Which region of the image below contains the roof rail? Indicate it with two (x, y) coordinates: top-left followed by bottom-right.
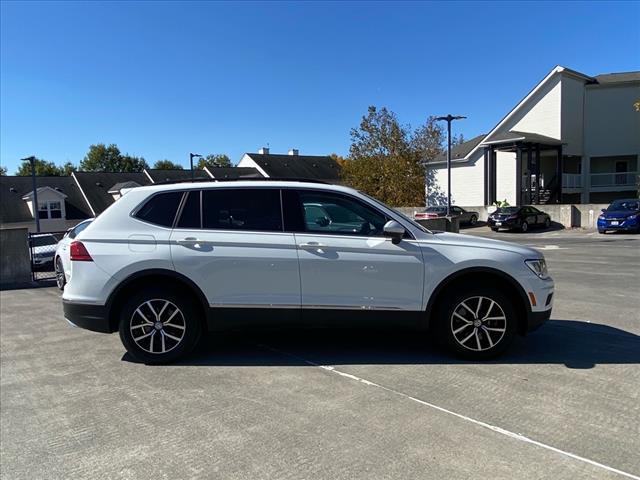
(154, 177), (331, 186)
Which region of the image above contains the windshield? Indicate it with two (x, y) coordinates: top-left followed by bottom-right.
(31, 235), (58, 247)
(495, 207), (520, 214)
(607, 200), (639, 211)
(359, 192), (430, 233)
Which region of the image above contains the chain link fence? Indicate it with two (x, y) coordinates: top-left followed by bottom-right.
(28, 231), (67, 282)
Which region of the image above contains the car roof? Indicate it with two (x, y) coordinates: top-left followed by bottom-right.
(129, 180), (357, 195)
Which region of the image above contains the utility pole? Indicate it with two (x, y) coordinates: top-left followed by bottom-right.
(23, 156), (41, 232)
(435, 115), (466, 217)
(189, 153), (202, 181)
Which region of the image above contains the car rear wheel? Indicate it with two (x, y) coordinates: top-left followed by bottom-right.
(118, 287), (202, 364)
(436, 287), (517, 359)
(544, 217), (551, 229)
(520, 221), (529, 232)
(55, 258), (66, 290)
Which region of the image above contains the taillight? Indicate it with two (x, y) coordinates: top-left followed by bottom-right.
(70, 241), (93, 261)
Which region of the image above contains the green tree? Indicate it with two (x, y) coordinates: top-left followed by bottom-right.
(80, 143), (148, 172)
(197, 154), (232, 169)
(15, 157), (64, 176)
(153, 159), (183, 170)
(341, 106), (444, 207)
(0, 165), (7, 176)
(62, 162), (76, 176)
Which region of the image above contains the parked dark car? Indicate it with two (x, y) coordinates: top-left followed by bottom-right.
(597, 198), (640, 234)
(487, 206), (551, 232)
(414, 205), (479, 225)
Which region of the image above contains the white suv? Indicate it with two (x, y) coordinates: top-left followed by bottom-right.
(62, 180), (554, 363)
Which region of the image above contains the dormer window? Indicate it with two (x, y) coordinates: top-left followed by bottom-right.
(38, 201), (62, 219)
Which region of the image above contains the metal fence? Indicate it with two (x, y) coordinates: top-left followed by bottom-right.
(28, 231), (67, 282)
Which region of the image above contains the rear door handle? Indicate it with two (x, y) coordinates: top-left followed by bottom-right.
(176, 237), (206, 247)
(299, 242), (327, 249)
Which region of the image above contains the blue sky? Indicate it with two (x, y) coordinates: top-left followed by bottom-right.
(1, 1), (639, 172)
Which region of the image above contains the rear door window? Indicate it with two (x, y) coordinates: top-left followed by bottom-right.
(177, 191), (201, 229)
(202, 188), (283, 232)
(135, 191), (183, 227)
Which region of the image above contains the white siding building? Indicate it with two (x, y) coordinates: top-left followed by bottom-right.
(426, 66), (640, 206)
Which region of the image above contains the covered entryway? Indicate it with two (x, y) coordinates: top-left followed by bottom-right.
(482, 132), (564, 206)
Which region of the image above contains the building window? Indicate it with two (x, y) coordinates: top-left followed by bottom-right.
(38, 201), (63, 219)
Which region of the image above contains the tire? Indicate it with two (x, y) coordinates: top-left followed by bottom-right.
(544, 217), (551, 229)
(491, 228), (499, 232)
(520, 221), (529, 233)
(469, 215), (477, 226)
(55, 257), (66, 290)
(598, 229), (606, 234)
(435, 286), (517, 360)
(118, 286), (202, 364)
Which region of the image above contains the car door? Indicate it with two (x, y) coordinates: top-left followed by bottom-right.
(287, 189), (425, 311)
(170, 188), (301, 309)
(521, 207), (535, 225)
(528, 207), (540, 225)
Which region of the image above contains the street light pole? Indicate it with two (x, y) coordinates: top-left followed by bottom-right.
(189, 153), (202, 181)
(23, 156), (41, 233)
(435, 115), (466, 217)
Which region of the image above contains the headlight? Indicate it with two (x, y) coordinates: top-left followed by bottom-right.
(627, 214), (637, 220)
(525, 259), (549, 279)
(598, 215), (605, 220)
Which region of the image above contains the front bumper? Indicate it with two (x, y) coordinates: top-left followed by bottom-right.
(63, 300), (113, 333)
(597, 218), (638, 231)
(526, 308), (552, 333)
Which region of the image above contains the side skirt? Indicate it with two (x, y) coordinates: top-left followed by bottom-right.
(206, 308), (425, 332)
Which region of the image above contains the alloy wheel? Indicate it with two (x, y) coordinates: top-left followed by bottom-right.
(450, 296), (507, 351)
(55, 259), (65, 290)
(130, 299), (187, 354)
(521, 221), (528, 232)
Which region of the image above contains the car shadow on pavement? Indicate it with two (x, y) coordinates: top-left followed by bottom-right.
(492, 221), (566, 235)
(123, 319), (640, 369)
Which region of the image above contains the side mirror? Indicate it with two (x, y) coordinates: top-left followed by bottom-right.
(383, 220), (405, 244)
(601, 209), (606, 213)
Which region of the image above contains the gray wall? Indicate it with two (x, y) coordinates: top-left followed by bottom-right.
(0, 228), (32, 286)
(396, 204), (612, 229)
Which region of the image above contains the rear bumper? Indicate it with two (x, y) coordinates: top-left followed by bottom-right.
(487, 219), (517, 229)
(63, 300), (113, 333)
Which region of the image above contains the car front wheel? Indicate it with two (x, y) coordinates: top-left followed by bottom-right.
(436, 287), (517, 359)
(118, 287), (202, 364)
(469, 215), (477, 226)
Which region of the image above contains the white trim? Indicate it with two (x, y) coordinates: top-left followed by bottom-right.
(143, 169), (155, 183)
(203, 166), (215, 178)
(21, 186), (68, 200)
(237, 154), (270, 177)
(71, 172), (96, 217)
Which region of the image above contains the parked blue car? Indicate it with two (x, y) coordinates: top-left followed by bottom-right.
(597, 198), (640, 234)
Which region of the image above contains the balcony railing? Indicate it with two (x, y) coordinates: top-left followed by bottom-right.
(562, 172), (638, 190)
(562, 173), (583, 188)
(590, 171), (638, 188)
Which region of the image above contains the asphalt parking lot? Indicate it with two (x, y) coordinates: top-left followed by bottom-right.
(1, 229), (639, 479)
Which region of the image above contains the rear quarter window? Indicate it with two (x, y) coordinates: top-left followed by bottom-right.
(134, 191), (183, 227)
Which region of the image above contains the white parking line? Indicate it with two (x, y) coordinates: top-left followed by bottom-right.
(260, 344), (640, 480)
